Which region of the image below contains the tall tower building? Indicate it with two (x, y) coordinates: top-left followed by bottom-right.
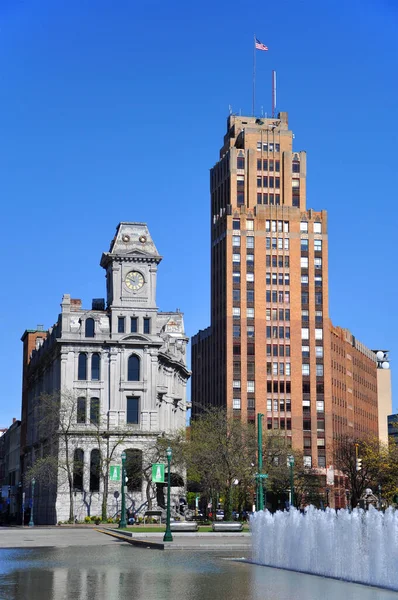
(192, 113), (386, 483)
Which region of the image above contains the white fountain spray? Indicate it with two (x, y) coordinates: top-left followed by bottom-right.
(251, 506), (398, 590)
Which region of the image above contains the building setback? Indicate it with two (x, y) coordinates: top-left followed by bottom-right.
(21, 223), (190, 524)
(192, 113), (391, 506)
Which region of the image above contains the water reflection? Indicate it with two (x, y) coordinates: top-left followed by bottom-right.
(0, 546), (397, 600)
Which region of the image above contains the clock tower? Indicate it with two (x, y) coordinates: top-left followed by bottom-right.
(100, 222), (162, 335)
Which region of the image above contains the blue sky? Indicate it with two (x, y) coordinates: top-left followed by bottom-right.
(0, 0), (397, 426)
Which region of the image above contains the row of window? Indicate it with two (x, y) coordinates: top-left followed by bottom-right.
(302, 345), (324, 358)
(256, 193), (281, 205)
(73, 448), (142, 492)
(265, 308), (291, 321)
(266, 326), (291, 339)
(256, 142), (280, 152)
(76, 396), (140, 425)
(301, 328), (323, 340)
(302, 292), (323, 305)
(257, 176), (281, 189)
(265, 238), (290, 250)
(266, 362), (292, 376)
(266, 273), (290, 285)
(77, 354), (141, 382)
(301, 275), (323, 285)
(300, 222), (322, 234)
(302, 310), (323, 323)
(257, 159), (280, 172)
(302, 364), (324, 376)
(301, 257), (322, 269)
(118, 316), (151, 334)
(267, 344), (291, 357)
(302, 239), (322, 251)
(267, 399), (292, 412)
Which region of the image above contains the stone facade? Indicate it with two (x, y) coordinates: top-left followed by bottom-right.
(21, 223), (190, 524)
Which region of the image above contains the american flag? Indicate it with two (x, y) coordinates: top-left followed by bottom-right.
(255, 37), (268, 51)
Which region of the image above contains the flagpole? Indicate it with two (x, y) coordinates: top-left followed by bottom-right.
(252, 34), (256, 116)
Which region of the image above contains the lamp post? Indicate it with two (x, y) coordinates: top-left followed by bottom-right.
(163, 446), (173, 542)
(288, 455), (295, 508)
(326, 487), (330, 508)
(257, 413), (264, 511)
(28, 478), (35, 527)
(119, 452), (127, 529)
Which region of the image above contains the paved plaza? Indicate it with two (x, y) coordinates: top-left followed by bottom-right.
(0, 527), (251, 552)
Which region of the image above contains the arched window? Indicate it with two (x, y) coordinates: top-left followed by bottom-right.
(125, 449), (142, 492)
(85, 318), (95, 338)
(90, 449), (100, 492)
(91, 353), (100, 381)
(127, 355), (140, 381)
(90, 397), (100, 425)
(73, 449), (84, 490)
(77, 397), (86, 423)
(78, 353), (87, 380)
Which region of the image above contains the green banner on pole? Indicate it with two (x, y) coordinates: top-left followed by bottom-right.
(109, 465), (121, 482)
(152, 463), (165, 483)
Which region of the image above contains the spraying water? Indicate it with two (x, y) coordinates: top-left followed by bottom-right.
(251, 506), (398, 590)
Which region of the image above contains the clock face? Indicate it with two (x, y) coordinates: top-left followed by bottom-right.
(125, 271), (144, 291)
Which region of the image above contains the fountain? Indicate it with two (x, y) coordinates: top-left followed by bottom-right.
(251, 506), (398, 590)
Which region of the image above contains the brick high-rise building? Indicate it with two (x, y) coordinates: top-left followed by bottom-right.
(192, 112), (389, 497)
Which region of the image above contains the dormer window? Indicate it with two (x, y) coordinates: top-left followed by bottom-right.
(85, 318), (95, 338)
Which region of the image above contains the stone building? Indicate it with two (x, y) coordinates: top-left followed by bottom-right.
(21, 223), (190, 524)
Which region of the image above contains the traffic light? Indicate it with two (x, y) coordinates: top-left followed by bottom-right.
(356, 458), (362, 472)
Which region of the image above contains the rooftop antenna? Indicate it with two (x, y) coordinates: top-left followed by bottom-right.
(228, 104), (232, 115)
(272, 70), (277, 118)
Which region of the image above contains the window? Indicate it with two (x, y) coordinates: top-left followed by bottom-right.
(233, 273), (241, 284)
(302, 345), (310, 358)
(315, 311), (323, 323)
(284, 238), (289, 250)
(292, 161), (300, 173)
(315, 346), (324, 358)
(275, 160), (280, 172)
(286, 363), (291, 376)
(233, 253), (241, 263)
(247, 290), (254, 302)
(292, 179), (300, 189)
(233, 219), (240, 230)
(314, 258), (322, 269)
(91, 353), (100, 381)
(301, 238), (309, 251)
(257, 192), (262, 204)
(234, 289), (241, 302)
(266, 237), (271, 249)
(269, 176), (274, 188)
(279, 363), (285, 375)
(302, 364), (310, 376)
(118, 317), (125, 333)
(247, 236), (254, 249)
(90, 398), (100, 425)
(233, 307), (241, 317)
(248, 398), (255, 410)
(318, 455), (326, 467)
(77, 397), (86, 424)
(267, 399), (272, 411)
(237, 157), (245, 169)
(301, 328), (309, 340)
(78, 353), (87, 380)
(315, 328), (323, 340)
(317, 439), (325, 448)
(90, 449), (100, 492)
(257, 141), (262, 151)
(257, 159), (262, 171)
(247, 308), (254, 318)
(247, 254), (254, 264)
(237, 192), (244, 205)
(285, 345), (291, 357)
(233, 398), (241, 410)
(257, 177), (262, 188)
(302, 292), (309, 304)
(143, 318), (151, 334)
(314, 222), (322, 234)
(247, 325), (255, 338)
(301, 275), (309, 284)
(233, 325), (240, 338)
(316, 364), (324, 377)
(126, 449), (143, 491)
(245, 220), (253, 232)
(314, 239), (322, 252)
(316, 400), (325, 412)
(300, 257), (309, 268)
(300, 222), (308, 233)
(272, 362), (278, 375)
(315, 276), (322, 286)
(266, 326), (271, 338)
(315, 292), (323, 305)
(130, 317), (138, 333)
(246, 273), (254, 282)
(233, 236), (241, 247)
(247, 381), (255, 393)
(127, 396), (140, 424)
(85, 318), (95, 338)
(73, 449), (84, 490)
(303, 456), (312, 468)
(263, 176), (268, 187)
(233, 380), (241, 388)
(302, 310), (309, 322)
(128, 355), (140, 381)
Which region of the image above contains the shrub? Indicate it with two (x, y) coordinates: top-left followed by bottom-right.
(107, 518), (114, 524)
(84, 516), (91, 524)
(94, 518), (101, 525)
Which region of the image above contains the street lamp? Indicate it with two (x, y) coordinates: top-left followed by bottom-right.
(28, 478), (35, 527)
(326, 487), (330, 508)
(163, 446), (173, 542)
(119, 452), (127, 529)
(288, 455), (295, 508)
